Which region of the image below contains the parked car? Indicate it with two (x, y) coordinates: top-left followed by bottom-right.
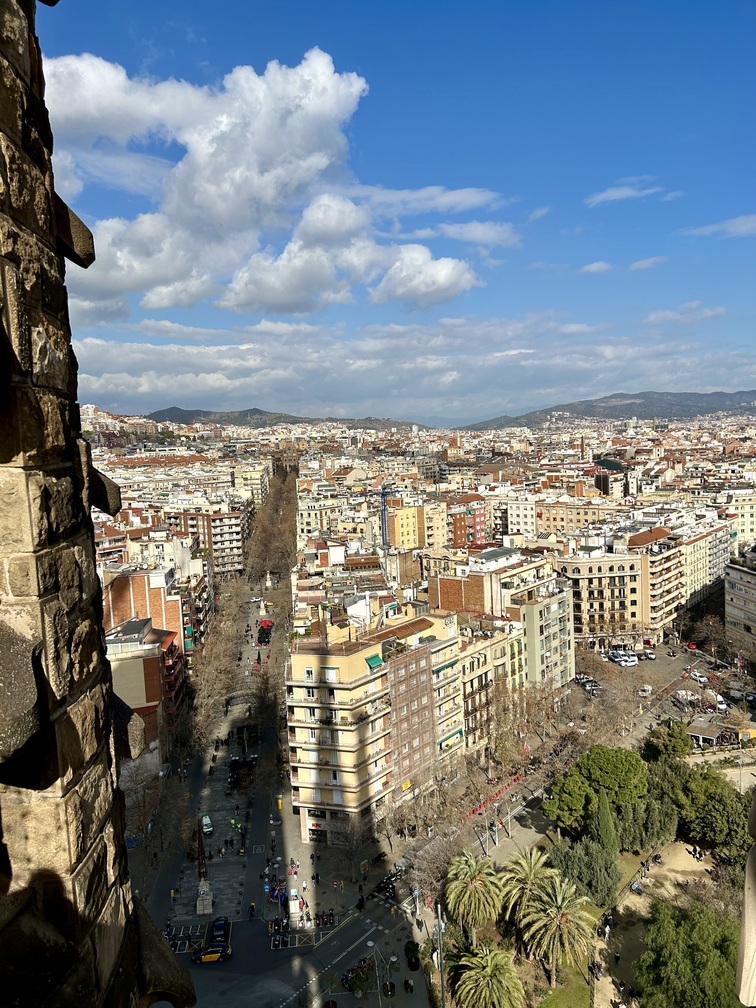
(621, 655), (639, 667)
(638, 685), (653, 698)
(689, 670), (709, 684)
(643, 650), (657, 660)
(211, 917), (230, 943)
(201, 815), (213, 835)
(192, 942), (232, 964)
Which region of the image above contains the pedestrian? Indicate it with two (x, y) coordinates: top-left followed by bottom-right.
(315, 872), (320, 885)
(249, 902), (255, 920)
(340, 880), (344, 891)
(310, 852), (315, 864)
(692, 845), (698, 859)
(229, 837), (234, 848)
(302, 880), (308, 893)
(408, 978), (414, 993)
(224, 838), (229, 848)
(614, 952), (620, 966)
(619, 979), (625, 995)
(296, 859), (300, 870)
(604, 924), (610, 941)
(316, 850), (321, 861)
(404, 980), (410, 993)
(235, 804), (240, 814)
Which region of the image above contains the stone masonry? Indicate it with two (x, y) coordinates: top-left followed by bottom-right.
(0, 2), (193, 1005)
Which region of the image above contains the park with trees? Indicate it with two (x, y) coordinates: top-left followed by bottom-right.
(426, 736), (751, 1007)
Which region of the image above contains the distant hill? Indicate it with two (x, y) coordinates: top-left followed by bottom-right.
(145, 405), (422, 431)
(464, 390), (756, 430)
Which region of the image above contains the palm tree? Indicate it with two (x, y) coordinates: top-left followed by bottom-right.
(499, 847), (558, 926)
(445, 849), (504, 946)
(452, 947), (525, 1008)
(521, 874), (593, 988)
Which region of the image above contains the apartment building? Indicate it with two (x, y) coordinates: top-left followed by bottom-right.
(725, 555), (756, 658)
(165, 501), (251, 576)
(387, 505), (421, 550)
(101, 562), (213, 656)
(286, 606), (464, 845)
(559, 552), (643, 649)
(447, 495), (488, 547)
(418, 500), (448, 549)
(106, 616), (189, 749)
(426, 547), (574, 689)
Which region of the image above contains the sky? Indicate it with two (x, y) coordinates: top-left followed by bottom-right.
(39, 1), (756, 426)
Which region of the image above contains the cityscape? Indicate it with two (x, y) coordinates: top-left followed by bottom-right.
(3, 4), (756, 1008)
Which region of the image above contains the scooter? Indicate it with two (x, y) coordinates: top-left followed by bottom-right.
(329, 909), (335, 926)
(314, 911), (321, 927)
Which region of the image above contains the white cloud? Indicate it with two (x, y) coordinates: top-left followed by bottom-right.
(369, 245), (480, 308)
(684, 214), (756, 238)
(527, 206), (550, 223)
(585, 182), (664, 208)
(69, 296), (129, 328)
(644, 300), (726, 325)
(629, 256), (667, 271)
(437, 220), (521, 247)
(661, 190), (684, 201)
(351, 185), (505, 217)
(578, 261), (613, 274)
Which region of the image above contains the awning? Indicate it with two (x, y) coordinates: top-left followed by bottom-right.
(439, 727), (463, 745)
(365, 654), (383, 669)
(434, 659), (459, 674)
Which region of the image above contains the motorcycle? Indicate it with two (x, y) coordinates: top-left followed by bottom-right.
(328, 909), (335, 926)
(652, 853), (663, 865)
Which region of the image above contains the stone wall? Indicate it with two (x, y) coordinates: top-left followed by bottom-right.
(0, 3), (193, 1005)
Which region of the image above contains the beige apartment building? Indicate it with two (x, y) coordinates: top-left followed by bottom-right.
(387, 505), (421, 550)
(419, 500), (448, 549)
(287, 608), (464, 844)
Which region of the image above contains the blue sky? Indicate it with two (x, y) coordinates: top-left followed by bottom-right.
(39, 1), (756, 425)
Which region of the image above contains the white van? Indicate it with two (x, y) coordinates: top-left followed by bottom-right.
(201, 815), (213, 835)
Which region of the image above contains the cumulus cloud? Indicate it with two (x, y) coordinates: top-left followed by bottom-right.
(629, 256), (667, 271)
(46, 49), (491, 318)
(585, 179), (664, 208)
(644, 300), (726, 325)
(369, 245), (480, 307)
(684, 214), (756, 238)
(578, 261), (613, 274)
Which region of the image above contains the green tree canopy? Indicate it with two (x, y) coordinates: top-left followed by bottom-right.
(452, 947), (525, 1008)
(635, 899), (741, 1008)
(445, 850), (505, 947)
(543, 744), (648, 834)
(521, 874), (593, 988)
(550, 836), (621, 907)
(643, 719), (693, 761)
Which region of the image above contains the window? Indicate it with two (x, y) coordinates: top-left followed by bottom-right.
(305, 667), (314, 681)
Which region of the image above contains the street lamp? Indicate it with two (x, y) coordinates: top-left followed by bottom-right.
(367, 942), (397, 1007)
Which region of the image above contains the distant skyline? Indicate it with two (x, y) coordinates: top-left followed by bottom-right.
(41, 1), (756, 425)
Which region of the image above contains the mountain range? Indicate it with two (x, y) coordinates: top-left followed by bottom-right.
(146, 390), (756, 432)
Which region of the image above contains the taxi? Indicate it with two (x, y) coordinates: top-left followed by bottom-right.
(191, 941), (232, 964)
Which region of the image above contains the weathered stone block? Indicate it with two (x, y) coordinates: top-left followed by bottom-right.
(0, 788), (72, 882)
(0, 467), (36, 551)
(56, 682), (106, 788)
(31, 316), (71, 389)
(0, 2), (31, 84)
(6, 551), (35, 595)
(65, 753), (115, 864)
(71, 833), (109, 921)
(0, 133), (52, 232)
(0, 253), (31, 372)
(56, 542), (82, 610)
(0, 60), (24, 144)
(41, 594), (72, 697)
(41, 470), (79, 543)
(91, 882), (130, 993)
